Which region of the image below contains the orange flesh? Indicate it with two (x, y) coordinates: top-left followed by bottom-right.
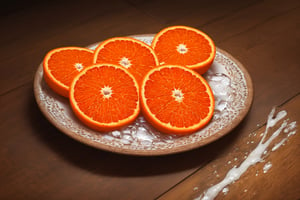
(153, 28), (212, 66)
(94, 39), (158, 85)
(73, 66), (139, 123)
(48, 49), (94, 87)
(144, 67), (212, 128)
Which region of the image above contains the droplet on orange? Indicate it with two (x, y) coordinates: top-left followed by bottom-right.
(151, 25), (216, 74)
(93, 37), (159, 85)
(43, 47), (94, 97)
(141, 65), (215, 135)
(69, 64), (140, 132)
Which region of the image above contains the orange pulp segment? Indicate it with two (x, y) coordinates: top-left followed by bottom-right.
(69, 64), (140, 132)
(93, 37), (159, 85)
(151, 25), (216, 74)
(43, 47), (94, 97)
(141, 65), (214, 135)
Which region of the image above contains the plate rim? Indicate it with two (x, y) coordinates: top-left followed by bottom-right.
(33, 34), (253, 156)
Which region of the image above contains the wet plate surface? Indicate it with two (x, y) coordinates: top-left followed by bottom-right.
(33, 34), (253, 156)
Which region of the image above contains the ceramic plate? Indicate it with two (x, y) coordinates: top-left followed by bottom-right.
(33, 34), (253, 156)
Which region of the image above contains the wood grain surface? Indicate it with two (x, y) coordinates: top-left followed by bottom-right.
(0, 0), (299, 199)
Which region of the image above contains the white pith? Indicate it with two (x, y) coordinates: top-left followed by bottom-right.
(172, 88), (184, 102)
(119, 57), (131, 68)
(74, 63), (84, 71)
(101, 86), (113, 99)
(176, 44), (188, 54)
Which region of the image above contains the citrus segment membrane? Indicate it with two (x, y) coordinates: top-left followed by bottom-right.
(43, 47), (94, 97)
(70, 64), (140, 132)
(93, 37), (159, 85)
(141, 65), (214, 135)
(152, 26), (216, 74)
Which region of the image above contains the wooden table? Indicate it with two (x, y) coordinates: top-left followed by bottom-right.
(1, 0), (299, 199)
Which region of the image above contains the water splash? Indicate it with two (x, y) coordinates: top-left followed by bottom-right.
(195, 108), (297, 200)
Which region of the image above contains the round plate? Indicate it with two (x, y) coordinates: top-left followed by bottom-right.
(33, 34), (253, 156)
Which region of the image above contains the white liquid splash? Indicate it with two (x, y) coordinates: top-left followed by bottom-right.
(195, 108), (297, 200)
(263, 161), (272, 173)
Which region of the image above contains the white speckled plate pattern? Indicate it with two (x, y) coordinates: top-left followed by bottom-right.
(33, 34), (253, 156)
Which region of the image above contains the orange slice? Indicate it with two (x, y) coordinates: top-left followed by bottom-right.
(70, 64), (140, 132)
(93, 37), (159, 85)
(151, 25), (216, 74)
(43, 47), (94, 97)
(141, 65), (214, 135)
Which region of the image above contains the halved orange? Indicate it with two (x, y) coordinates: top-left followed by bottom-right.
(141, 65), (214, 135)
(93, 37), (159, 85)
(151, 25), (216, 74)
(43, 47), (94, 97)
(70, 64), (140, 132)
